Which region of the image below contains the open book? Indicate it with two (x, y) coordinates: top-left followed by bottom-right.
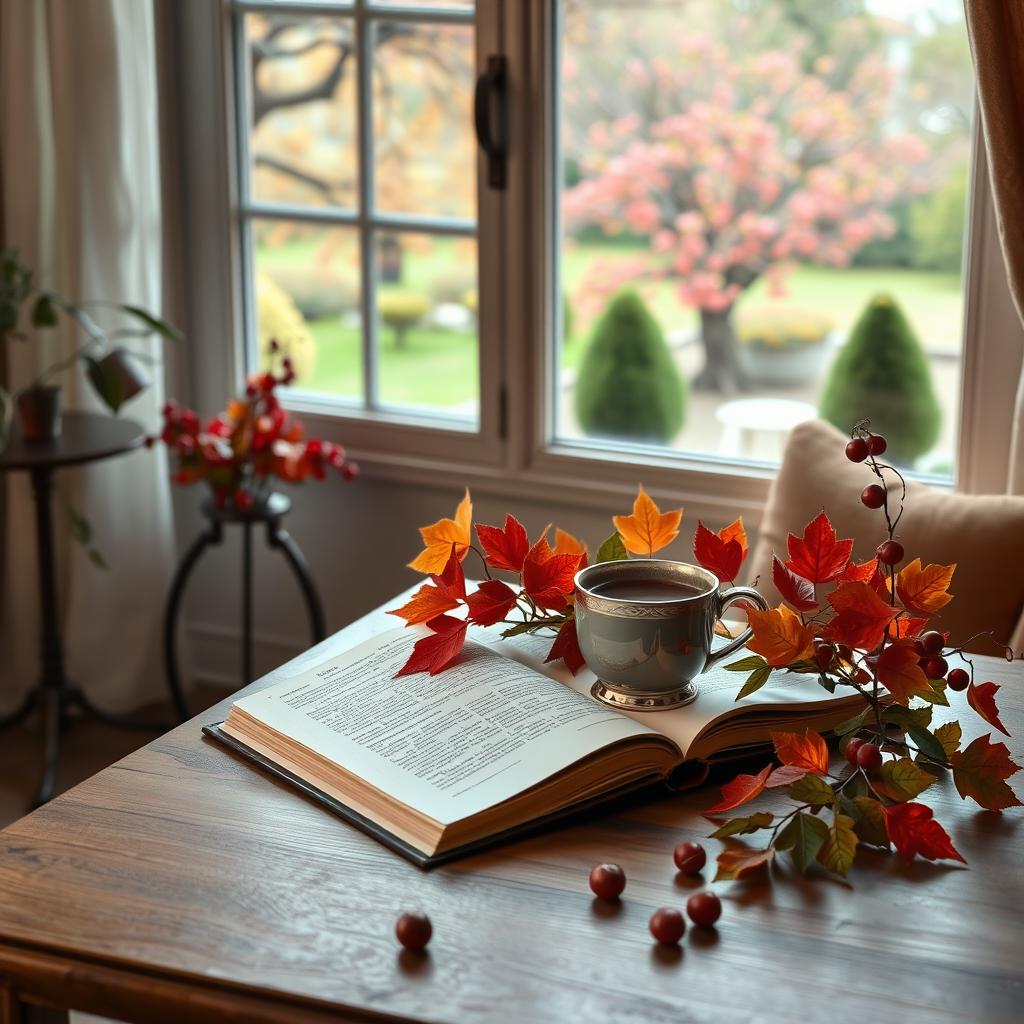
(205, 620), (869, 867)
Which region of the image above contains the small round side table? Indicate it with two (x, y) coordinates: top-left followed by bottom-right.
(163, 491), (326, 716)
(0, 412), (170, 807)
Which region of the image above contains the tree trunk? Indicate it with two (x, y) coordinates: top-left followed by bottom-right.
(693, 306), (751, 393)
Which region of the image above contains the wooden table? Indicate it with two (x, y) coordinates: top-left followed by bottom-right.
(0, 599), (1021, 1024)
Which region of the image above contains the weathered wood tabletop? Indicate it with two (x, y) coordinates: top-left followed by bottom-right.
(0, 601), (1021, 1024)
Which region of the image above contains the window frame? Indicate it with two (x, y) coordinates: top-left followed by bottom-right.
(171, 0), (1022, 528)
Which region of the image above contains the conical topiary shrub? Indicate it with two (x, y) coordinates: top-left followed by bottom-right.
(574, 290), (685, 443)
(818, 294), (941, 465)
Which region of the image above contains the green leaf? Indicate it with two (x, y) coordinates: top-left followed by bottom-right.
(119, 304), (181, 340)
(775, 812), (829, 873)
(735, 662), (773, 700)
(841, 795), (890, 848)
(817, 672), (838, 693)
(31, 293), (59, 327)
(594, 532), (628, 563)
(786, 774), (835, 807)
(500, 621), (541, 638)
(724, 655), (768, 673)
(834, 708), (869, 738)
(934, 721), (962, 759)
(88, 546), (109, 570)
(884, 704), (933, 731)
(874, 757), (936, 801)
(82, 354), (124, 413)
(708, 811), (774, 839)
(817, 811), (858, 877)
(908, 725), (948, 765)
(916, 678), (949, 707)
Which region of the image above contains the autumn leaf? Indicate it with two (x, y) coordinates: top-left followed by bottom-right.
(395, 614), (469, 677)
(554, 527), (589, 568)
(389, 547), (466, 625)
(934, 721), (962, 759)
(966, 681), (1011, 737)
(746, 605), (815, 667)
(708, 811), (774, 838)
(594, 532), (628, 563)
(822, 581), (900, 653)
(693, 519), (746, 583)
(544, 617), (586, 674)
(476, 513), (530, 573)
(784, 511), (854, 584)
(874, 640), (931, 705)
(465, 579), (519, 627)
(776, 812), (829, 873)
(846, 796), (890, 848)
(705, 764), (771, 813)
(720, 517), (748, 557)
(612, 486), (682, 556)
(836, 558), (879, 584)
(895, 558), (956, 615)
(713, 845), (774, 882)
(771, 729), (830, 776)
(521, 537), (583, 611)
(765, 764), (808, 788)
(771, 555), (818, 612)
(888, 615), (929, 642)
(817, 812), (858, 876)
(951, 734), (1023, 811)
(786, 774), (835, 807)
(409, 489), (473, 574)
(873, 757), (936, 802)
(884, 802), (966, 864)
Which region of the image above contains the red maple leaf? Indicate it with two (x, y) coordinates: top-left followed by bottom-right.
(476, 514), (530, 572)
(693, 520), (745, 583)
(883, 802), (966, 864)
(465, 579), (519, 627)
(836, 557), (879, 584)
(705, 764), (771, 813)
(888, 616), (930, 642)
(784, 511), (854, 585)
(544, 617), (586, 675)
(521, 538), (583, 611)
(951, 734), (1022, 810)
(395, 614), (469, 677)
(822, 581), (900, 652)
(966, 681), (1011, 737)
(874, 640), (931, 704)
(771, 555), (818, 612)
(388, 546), (466, 625)
(431, 545), (467, 601)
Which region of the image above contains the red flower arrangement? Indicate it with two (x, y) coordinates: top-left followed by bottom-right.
(157, 346), (357, 510)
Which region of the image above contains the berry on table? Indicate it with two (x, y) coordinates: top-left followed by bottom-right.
(589, 863), (626, 900)
(918, 630), (945, 655)
(686, 891), (722, 928)
(861, 484), (886, 509)
(867, 434), (888, 456)
(395, 912), (432, 951)
(947, 668), (970, 692)
(649, 907), (686, 945)
(921, 655), (949, 680)
(856, 742), (882, 772)
(846, 438), (869, 463)
(845, 737), (866, 765)
(876, 540), (904, 566)
(673, 841), (706, 875)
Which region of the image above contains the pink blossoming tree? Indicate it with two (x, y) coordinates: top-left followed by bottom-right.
(563, 29), (932, 392)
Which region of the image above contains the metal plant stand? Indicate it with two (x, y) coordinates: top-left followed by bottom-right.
(163, 491), (326, 720)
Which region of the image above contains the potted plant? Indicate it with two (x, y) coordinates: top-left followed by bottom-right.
(0, 248), (180, 445)
(735, 305), (834, 387)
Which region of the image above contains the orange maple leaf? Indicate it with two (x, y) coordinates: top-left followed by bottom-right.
(554, 527), (589, 567)
(771, 729), (830, 775)
(894, 558), (956, 614)
(388, 583), (460, 626)
(720, 517), (748, 557)
(874, 639), (931, 705)
(705, 764), (771, 813)
(408, 489), (473, 574)
(612, 486), (682, 557)
(746, 605), (815, 667)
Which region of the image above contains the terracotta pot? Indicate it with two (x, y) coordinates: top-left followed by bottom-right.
(16, 386), (62, 442)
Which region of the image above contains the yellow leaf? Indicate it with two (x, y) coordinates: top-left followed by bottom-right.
(746, 605), (815, 668)
(408, 489), (473, 574)
(818, 812), (858, 877)
(612, 486), (682, 557)
(895, 558), (955, 614)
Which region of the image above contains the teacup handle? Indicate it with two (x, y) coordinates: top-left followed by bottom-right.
(705, 586), (770, 669)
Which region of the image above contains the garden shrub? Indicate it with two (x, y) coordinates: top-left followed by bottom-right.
(431, 268), (477, 305)
(256, 272), (316, 382)
(378, 290), (432, 349)
(818, 294), (941, 465)
(736, 305), (833, 349)
(575, 289), (685, 443)
(267, 267), (357, 321)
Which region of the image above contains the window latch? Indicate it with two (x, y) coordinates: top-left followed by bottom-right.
(474, 55), (508, 190)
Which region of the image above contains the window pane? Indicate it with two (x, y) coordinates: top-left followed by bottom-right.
(556, 1), (973, 477)
(372, 21), (476, 220)
(253, 220), (363, 403)
(244, 13), (358, 209)
(375, 232), (479, 420)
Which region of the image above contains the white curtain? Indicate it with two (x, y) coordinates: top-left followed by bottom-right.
(0, 0), (175, 712)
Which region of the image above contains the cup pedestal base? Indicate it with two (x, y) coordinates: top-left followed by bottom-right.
(590, 680), (698, 712)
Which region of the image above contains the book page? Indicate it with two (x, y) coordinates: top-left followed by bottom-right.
(229, 628), (661, 825)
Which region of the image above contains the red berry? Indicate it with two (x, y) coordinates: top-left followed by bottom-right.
(845, 438), (869, 463)
(589, 863), (626, 900)
(860, 484), (885, 509)
(813, 642), (834, 671)
(856, 742), (882, 772)
(649, 907), (686, 945)
(686, 890), (722, 928)
(947, 668), (969, 692)
(673, 841), (706, 875)
(845, 737), (865, 765)
(922, 655), (948, 680)
(867, 434), (887, 456)
(875, 540), (904, 566)
(395, 912), (432, 951)
(918, 630), (944, 655)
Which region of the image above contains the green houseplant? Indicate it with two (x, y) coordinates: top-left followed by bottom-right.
(575, 289), (685, 444)
(0, 248), (179, 444)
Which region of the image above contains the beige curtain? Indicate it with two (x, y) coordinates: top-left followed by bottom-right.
(0, 0), (175, 713)
(965, 1), (1024, 493)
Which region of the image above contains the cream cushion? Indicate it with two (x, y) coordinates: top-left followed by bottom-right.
(747, 420), (1024, 653)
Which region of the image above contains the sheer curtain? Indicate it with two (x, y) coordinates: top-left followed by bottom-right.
(965, 1), (1024, 494)
(0, 0), (175, 712)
